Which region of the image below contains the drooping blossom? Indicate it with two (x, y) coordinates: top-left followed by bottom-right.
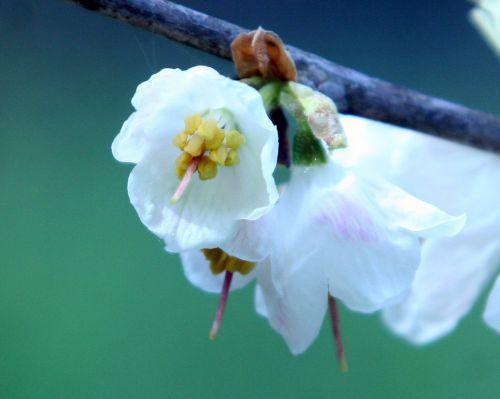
(338, 115), (500, 343)
(112, 66), (279, 253)
(247, 160), (465, 354)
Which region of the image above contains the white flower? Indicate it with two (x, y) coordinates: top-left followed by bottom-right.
(338, 115), (500, 343)
(182, 159), (464, 354)
(112, 66), (279, 252)
(249, 161), (464, 354)
(470, 0), (500, 58)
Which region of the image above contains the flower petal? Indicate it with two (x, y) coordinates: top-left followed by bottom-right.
(305, 173), (421, 313)
(484, 275), (500, 333)
(131, 66), (220, 111)
(180, 250), (256, 293)
(359, 175), (466, 239)
(127, 146), (229, 251)
(254, 284), (268, 318)
(112, 104), (189, 164)
(383, 216), (500, 344)
(337, 115), (500, 219)
(219, 211), (277, 262)
(256, 259), (328, 355)
(469, 0), (500, 57)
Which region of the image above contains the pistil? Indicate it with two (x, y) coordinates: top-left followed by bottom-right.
(328, 294), (349, 372)
(209, 271), (233, 340)
(171, 157), (200, 204)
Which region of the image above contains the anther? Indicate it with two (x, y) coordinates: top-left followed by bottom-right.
(198, 156), (218, 180)
(226, 130), (245, 149)
(184, 134), (205, 157)
(184, 114), (202, 135)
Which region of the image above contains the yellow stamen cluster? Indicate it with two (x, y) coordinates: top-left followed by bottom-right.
(202, 248), (256, 275)
(173, 114), (245, 180)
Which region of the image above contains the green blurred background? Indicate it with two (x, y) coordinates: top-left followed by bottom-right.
(1, 1), (499, 398)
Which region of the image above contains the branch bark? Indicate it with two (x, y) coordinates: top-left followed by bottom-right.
(68, 0), (500, 153)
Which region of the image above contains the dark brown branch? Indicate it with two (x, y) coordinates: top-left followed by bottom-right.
(68, 0), (500, 152)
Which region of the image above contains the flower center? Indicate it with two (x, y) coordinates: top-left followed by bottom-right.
(202, 248), (256, 275)
(171, 110), (245, 203)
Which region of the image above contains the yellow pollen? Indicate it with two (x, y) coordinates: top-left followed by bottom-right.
(226, 130), (245, 149)
(198, 119), (219, 141)
(202, 248), (256, 275)
(173, 131), (189, 149)
(225, 149), (240, 166)
(183, 134), (205, 156)
(205, 129), (225, 150)
(175, 152), (192, 179)
(197, 156), (218, 180)
(208, 145), (230, 165)
(184, 114), (202, 135)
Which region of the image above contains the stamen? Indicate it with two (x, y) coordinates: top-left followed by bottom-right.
(171, 157), (200, 204)
(328, 294), (349, 372)
(209, 271), (233, 340)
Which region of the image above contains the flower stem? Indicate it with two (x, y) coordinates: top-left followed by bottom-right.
(209, 271), (233, 340)
(171, 157), (200, 204)
(328, 294), (349, 372)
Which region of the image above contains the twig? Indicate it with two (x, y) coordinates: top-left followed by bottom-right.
(68, 0), (500, 153)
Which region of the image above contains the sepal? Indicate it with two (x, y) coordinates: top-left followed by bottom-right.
(278, 83), (328, 166)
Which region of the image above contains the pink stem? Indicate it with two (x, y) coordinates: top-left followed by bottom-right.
(171, 157), (200, 203)
(209, 271), (233, 340)
(328, 294), (349, 372)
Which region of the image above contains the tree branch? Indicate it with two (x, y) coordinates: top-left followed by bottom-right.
(68, 0), (500, 153)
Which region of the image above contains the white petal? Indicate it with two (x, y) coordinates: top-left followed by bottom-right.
(484, 275), (500, 332)
(383, 216), (500, 344)
(116, 66), (279, 251)
(112, 103), (188, 164)
(469, 0), (500, 57)
(126, 146), (232, 251)
(131, 66), (220, 110)
(219, 211), (277, 262)
(337, 115), (500, 219)
(355, 174), (465, 239)
(254, 284), (268, 318)
(256, 259), (328, 355)
(304, 170), (421, 312)
(180, 250), (256, 293)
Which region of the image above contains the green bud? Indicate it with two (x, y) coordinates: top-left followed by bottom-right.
(279, 84), (328, 166)
(287, 82), (347, 150)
